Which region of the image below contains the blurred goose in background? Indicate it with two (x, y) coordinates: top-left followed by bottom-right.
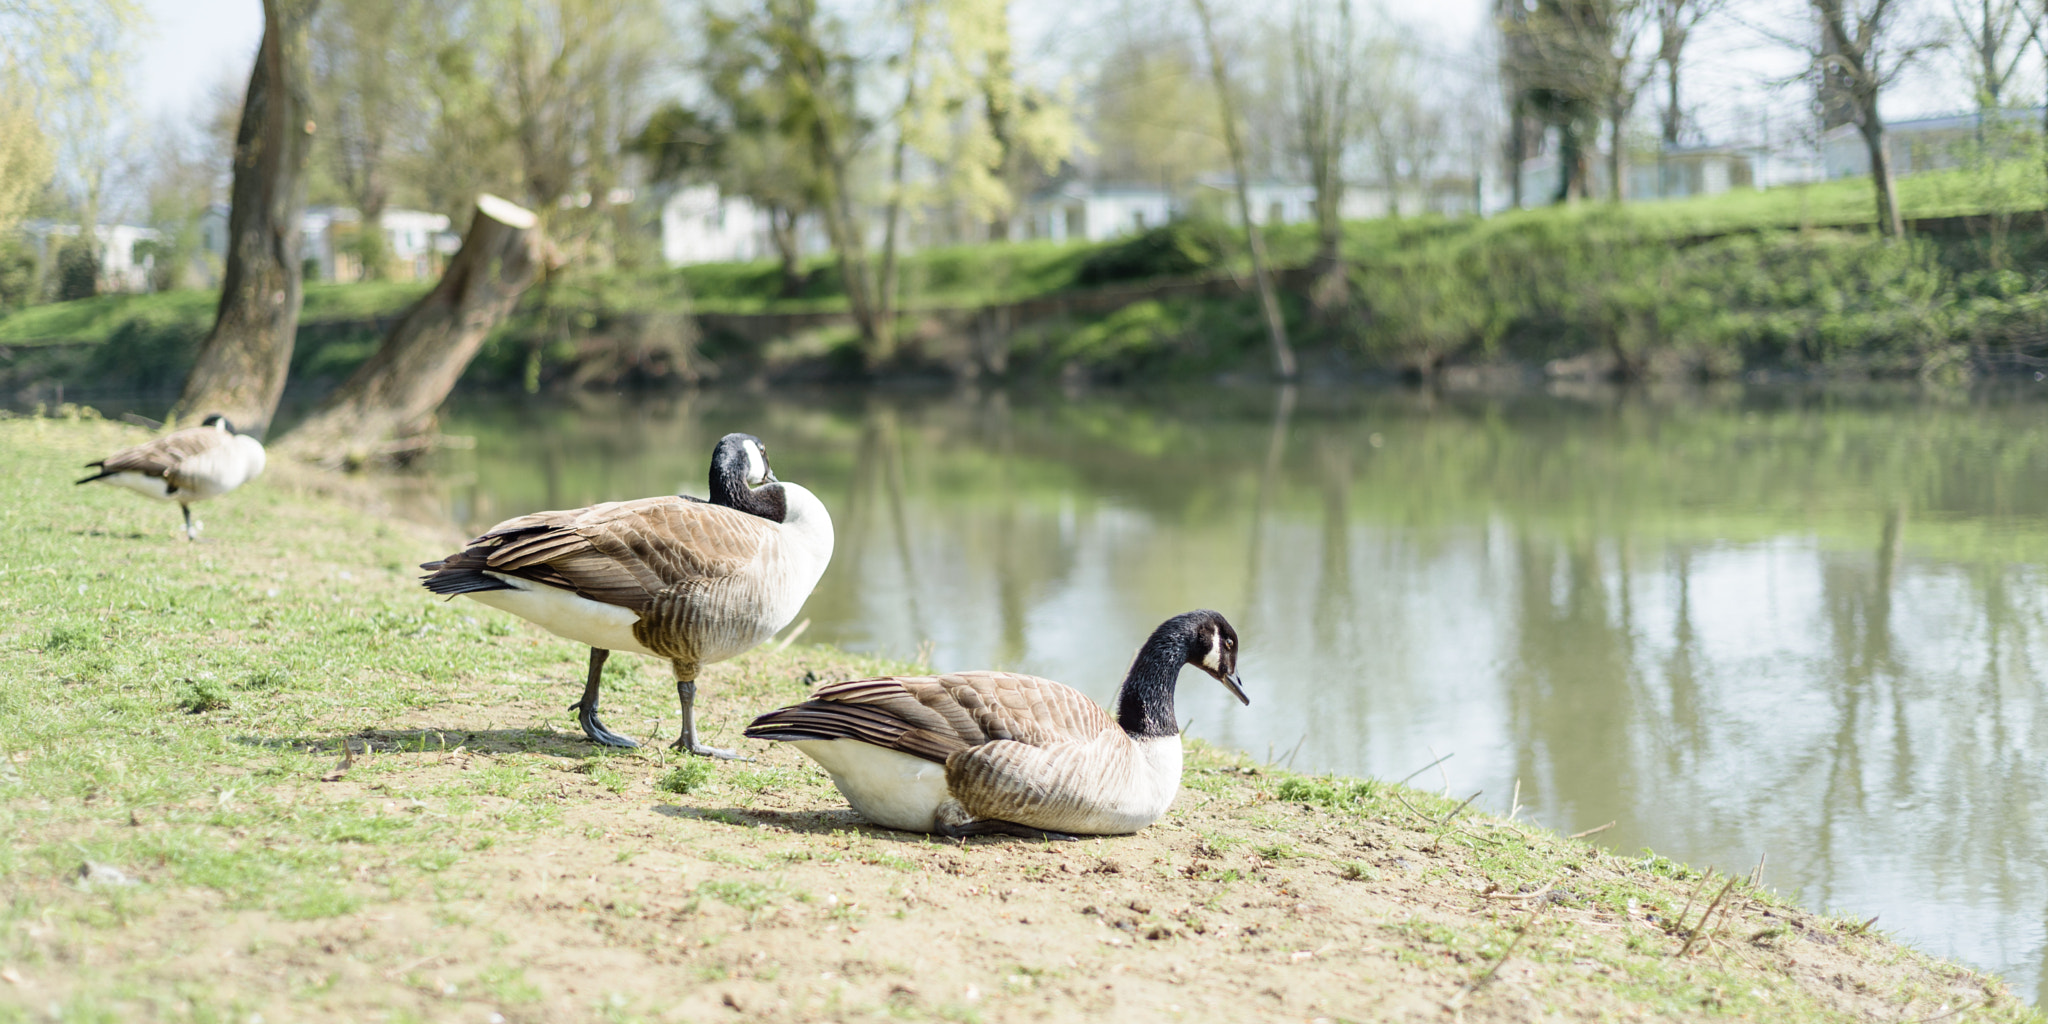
(420, 433), (833, 757)
(746, 610), (1248, 839)
(75, 414), (267, 540)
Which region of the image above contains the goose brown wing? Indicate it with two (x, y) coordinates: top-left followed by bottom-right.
(744, 701), (969, 763)
(747, 671), (1117, 762)
(84, 427), (223, 481)
(425, 495), (774, 612)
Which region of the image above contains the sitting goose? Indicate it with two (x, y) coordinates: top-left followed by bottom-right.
(75, 414), (268, 540)
(745, 610), (1248, 839)
(420, 433), (833, 757)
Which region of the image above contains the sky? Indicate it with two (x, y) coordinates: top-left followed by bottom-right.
(133, 0), (261, 125)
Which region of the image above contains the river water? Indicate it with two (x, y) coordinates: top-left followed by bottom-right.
(431, 383), (2048, 1001)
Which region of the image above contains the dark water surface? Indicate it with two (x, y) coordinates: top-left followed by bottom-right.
(430, 383), (2048, 1001)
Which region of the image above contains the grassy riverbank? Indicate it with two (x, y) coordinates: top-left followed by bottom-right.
(0, 411), (2036, 1023)
(6, 164), (2048, 392)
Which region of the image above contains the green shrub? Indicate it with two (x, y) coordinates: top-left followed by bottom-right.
(1275, 775), (1381, 809)
(1074, 222), (1226, 286)
(658, 761), (714, 795)
(54, 238), (97, 302)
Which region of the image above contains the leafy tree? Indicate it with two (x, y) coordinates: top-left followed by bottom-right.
(1653, 0), (1725, 145)
(628, 102), (726, 187)
(699, 2), (846, 297)
(1500, 0), (1655, 203)
(1288, 0), (1363, 311)
(1805, 0), (1943, 237)
(1086, 38), (1226, 190)
(310, 0), (436, 279)
(0, 73), (51, 242)
(1, 0), (136, 276)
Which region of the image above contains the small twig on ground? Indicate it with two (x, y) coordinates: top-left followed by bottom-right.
(1748, 851), (1767, 888)
(1481, 881), (1554, 902)
(1396, 751), (1455, 787)
(1439, 790), (1484, 825)
(1392, 792), (1432, 826)
(1680, 877), (1741, 957)
(1673, 870), (1714, 936)
(1568, 821), (1616, 840)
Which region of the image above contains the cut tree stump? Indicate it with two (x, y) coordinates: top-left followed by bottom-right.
(278, 194), (545, 468)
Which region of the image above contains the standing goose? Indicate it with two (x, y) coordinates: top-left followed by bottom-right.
(76, 414), (267, 540)
(420, 433), (833, 757)
(745, 610), (1248, 839)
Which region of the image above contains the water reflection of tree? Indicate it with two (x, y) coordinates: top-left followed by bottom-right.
(1240, 386), (1296, 640)
(1505, 532), (1640, 831)
(1311, 432), (1355, 661)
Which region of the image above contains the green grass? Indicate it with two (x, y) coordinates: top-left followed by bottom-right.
(0, 411), (925, 1017)
(0, 280), (428, 345)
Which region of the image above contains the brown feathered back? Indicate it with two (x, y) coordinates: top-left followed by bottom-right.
(83, 426), (227, 487)
(431, 495), (777, 613)
(746, 671), (1120, 764)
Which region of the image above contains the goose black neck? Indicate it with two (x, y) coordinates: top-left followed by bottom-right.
(709, 452), (785, 522)
(729, 481), (787, 522)
(1115, 622), (1194, 739)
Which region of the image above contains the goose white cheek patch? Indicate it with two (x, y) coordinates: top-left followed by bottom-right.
(1202, 633), (1223, 671)
(745, 442), (768, 485)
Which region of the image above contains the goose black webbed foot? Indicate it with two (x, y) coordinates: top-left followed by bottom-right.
(569, 699), (639, 748)
(670, 736), (748, 760)
(936, 818), (1084, 842)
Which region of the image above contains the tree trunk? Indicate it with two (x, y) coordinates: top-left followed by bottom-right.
(278, 195), (544, 466)
(1858, 112), (1905, 237)
(770, 206), (808, 297)
(357, 186), (390, 280)
(1661, 55), (1682, 145)
(877, 3), (924, 365)
(1192, 0), (1297, 380)
(1309, 170), (1345, 315)
(1608, 100), (1627, 202)
(1556, 120), (1590, 203)
(814, 150), (887, 363)
(1507, 106), (1528, 208)
(170, 0), (321, 437)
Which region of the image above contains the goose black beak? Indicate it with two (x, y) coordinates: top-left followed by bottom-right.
(1217, 671), (1249, 706)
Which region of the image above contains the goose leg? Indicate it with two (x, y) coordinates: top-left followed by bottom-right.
(568, 648), (638, 748)
(935, 818), (1084, 843)
(180, 504), (196, 541)
(671, 663), (746, 760)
